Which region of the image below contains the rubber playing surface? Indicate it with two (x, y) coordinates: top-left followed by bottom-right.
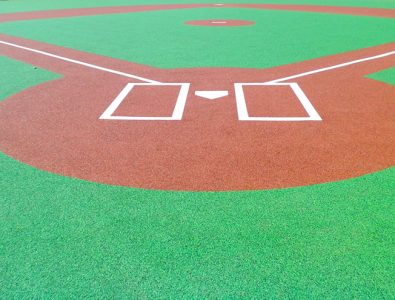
(1, 0), (394, 298)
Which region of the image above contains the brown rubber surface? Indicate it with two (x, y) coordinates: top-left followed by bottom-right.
(0, 5), (394, 191)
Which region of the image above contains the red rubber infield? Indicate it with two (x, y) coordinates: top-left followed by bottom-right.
(0, 5), (394, 191)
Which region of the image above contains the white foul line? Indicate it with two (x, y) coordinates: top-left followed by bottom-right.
(0, 40), (161, 84)
(268, 50), (395, 83)
(1, 39), (394, 84)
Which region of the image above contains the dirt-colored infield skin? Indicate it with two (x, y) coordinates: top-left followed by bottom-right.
(0, 4), (394, 191)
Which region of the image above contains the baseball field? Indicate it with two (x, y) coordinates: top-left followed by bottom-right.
(1, 0), (394, 298)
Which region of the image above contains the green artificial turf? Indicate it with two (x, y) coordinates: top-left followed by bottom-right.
(0, 55), (61, 101)
(1, 8), (395, 69)
(367, 67), (395, 86)
(0, 0), (395, 14)
(1, 152), (394, 298)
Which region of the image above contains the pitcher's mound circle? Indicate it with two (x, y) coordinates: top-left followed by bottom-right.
(185, 20), (255, 27)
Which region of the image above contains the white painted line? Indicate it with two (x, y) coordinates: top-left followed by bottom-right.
(234, 84), (250, 120)
(268, 50), (395, 83)
(240, 116), (319, 121)
(195, 90), (228, 99)
(212, 21), (227, 24)
(0, 40), (161, 84)
(213, 4), (225, 6)
(2, 38), (393, 123)
(99, 83), (134, 120)
(100, 116), (178, 121)
(2, 39), (393, 85)
(289, 83), (321, 121)
(100, 83), (190, 121)
(234, 82), (322, 121)
(172, 83), (190, 120)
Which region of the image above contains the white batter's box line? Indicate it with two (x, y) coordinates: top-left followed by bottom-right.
(234, 82), (322, 121)
(99, 83), (190, 121)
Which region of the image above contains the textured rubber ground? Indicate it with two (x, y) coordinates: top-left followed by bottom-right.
(1, 151), (394, 298)
(0, 1), (394, 298)
(1, 35), (394, 190)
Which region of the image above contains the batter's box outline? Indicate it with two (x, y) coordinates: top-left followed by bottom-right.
(100, 83), (190, 121)
(234, 82), (322, 121)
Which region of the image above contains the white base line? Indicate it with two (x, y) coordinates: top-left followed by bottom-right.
(268, 50), (395, 83)
(0, 40), (161, 84)
(1, 39), (394, 85)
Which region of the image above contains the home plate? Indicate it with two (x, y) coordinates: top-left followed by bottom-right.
(195, 90), (229, 100)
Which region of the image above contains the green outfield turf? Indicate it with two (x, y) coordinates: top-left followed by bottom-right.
(1, 1), (394, 298)
(0, 0), (395, 14)
(1, 8), (395, 69)
(1, 153), (395, 298)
